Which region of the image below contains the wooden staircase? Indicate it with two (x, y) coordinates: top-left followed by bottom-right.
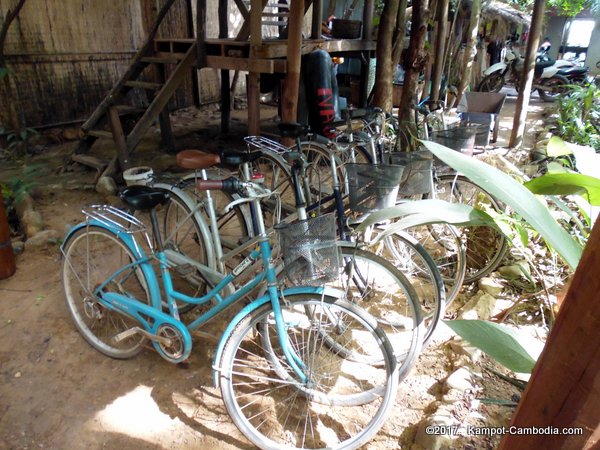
(72, 38), (196, 173)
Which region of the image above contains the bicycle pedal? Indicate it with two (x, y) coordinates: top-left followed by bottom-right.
(112, 327), (140, 343)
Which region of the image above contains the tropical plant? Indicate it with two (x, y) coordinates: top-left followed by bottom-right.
(553, 83), (600, 151)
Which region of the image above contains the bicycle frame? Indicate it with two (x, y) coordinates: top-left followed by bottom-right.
(63, 201), (339, 385)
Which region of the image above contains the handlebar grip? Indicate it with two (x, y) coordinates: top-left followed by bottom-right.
(195, 179), (224, 191)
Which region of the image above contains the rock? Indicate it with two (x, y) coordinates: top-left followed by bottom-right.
(22, 210), (44, 237)
(478, 277), (504, 296)
(446, 367), (473, 392)
(14, 372), (21, 378)
(442, 388), (465, 403)
(459, 292), (497, 320)
(14, 193), (35, 217)
(96, 176), (118, 196)
(25, 230), (60, 250)
(498, 262), (529, 280)
(11, 240), (24, 255)
(414, 417), (457, 450)
(447, 339), (483, 364)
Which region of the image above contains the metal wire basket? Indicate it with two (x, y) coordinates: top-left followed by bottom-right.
(276, 213), (340, 286)
(345, 163), (405, 213)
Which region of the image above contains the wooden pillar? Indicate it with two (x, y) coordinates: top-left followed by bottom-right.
(498, 216), (600, 450)
(247, 0), (263, 135)
(107, 106), (131, 170)
(430, 0), (448, 102)
(281, 0), (304, 126)
(509, 0), (545, 148)
(311, 0), (322, 39)
(362, 0), (374, 40)
(219, 0), (230, 133)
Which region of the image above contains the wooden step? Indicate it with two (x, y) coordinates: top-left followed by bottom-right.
(124, 80), (163, 90)
(262, 12), (289, 17)
(242, 0), (289, 8)
(70, 154), (108, 172)
(87, 130), (113, 139)
(262, 20), (287, 26)
(141, 54), (184, 64)
(114, 104), (146, 115)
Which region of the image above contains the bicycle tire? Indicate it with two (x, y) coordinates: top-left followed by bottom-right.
(218, 294), (399, 449)
(332, 244), (424, 376)
(376, 231), (446, 346)
(61, 226), (150, 359)
(400, 221), (467, 307)
(427, 173), (508, 283)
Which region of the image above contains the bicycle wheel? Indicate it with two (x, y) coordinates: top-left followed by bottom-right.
(294, 140), (346, 202)
(332, 245), (423, 376)
(218, 294), (398, 449)
(61, 226), (150, 359)
(375, 231), (446, 346)
(402, 222), (467, 307)
(429, 174), (508, 283)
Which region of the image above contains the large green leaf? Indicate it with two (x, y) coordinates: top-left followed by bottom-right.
(356, 199), (497, 231)
(422, 140), (583, 269)
(444, 320), (537, 373)
(524, 173), (600, 206)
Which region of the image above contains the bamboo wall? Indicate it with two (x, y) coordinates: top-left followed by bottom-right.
(0, 0), (224, 130)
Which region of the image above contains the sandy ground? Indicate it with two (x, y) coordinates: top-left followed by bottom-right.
(0, 90), (541, 449)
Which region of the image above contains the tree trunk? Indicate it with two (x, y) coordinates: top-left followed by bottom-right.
(454, 0), (480, 106)
(430, 0), (449, 102)
(391, 0), (409, 66)
(371, 0), (400, 111)
(509, 0), (546, 148)
(396, 0), (430, 151)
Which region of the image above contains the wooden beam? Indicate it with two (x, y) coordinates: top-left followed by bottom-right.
(236, 0), (268, 41)
(281, 0), (305, 126)
(498, 216), (600, 450)
(311, 0), (323, 39)
(362, 0), (374, 40)
(196, 0), (208, 67)
(206, 55), (286, 73)
(247, 73), (261, 135)
(219, 0), (230, 133)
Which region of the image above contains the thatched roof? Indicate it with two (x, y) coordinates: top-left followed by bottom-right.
(482, 0), (531, 26)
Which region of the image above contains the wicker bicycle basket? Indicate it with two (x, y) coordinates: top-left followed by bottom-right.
(345, 163), (405, 213)
(276, 213), (340, 286)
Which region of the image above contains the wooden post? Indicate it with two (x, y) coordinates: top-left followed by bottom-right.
(281, 0), (304, 127)
(362, 0), (374, 40)
(311, 0), (322, 39)
(498, 216), (600, 450)
(219, 0), (230, 133)
(247, 0), (264, 135)
(107, 106), (130, 170)
(430, 0), (448, 102)
(509, 0), (545, 148)
(196, 0), (208, 68)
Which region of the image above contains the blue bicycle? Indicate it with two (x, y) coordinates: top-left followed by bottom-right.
(60, 171), (399, 449)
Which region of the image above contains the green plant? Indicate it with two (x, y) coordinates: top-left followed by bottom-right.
(554, 83), (600, 151)
(1, 164), (41, 212)
(6, 127), (39, 155)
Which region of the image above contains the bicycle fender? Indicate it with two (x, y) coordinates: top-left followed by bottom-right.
(211, 286), (344, 387)
(62, 220), (162, 307)
(150, 182), (217, 269)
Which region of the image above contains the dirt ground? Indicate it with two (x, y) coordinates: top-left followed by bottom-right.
(0, 92), (542, 449)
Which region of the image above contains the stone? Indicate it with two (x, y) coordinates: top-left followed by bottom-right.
(498, 263), (528, 280)
(478, 277), (504, 296)
(22, 209), (44, 237)
(95, 176), (118, 196)
(446, 367), (473, 392)
(446, 339), (483, 364)
(414, 417), (457, 450)
(24, 229), (60, 250)
(14, 193), (35, 217)
(459, 292), (497, 320)
(11, 240), (24, 255)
